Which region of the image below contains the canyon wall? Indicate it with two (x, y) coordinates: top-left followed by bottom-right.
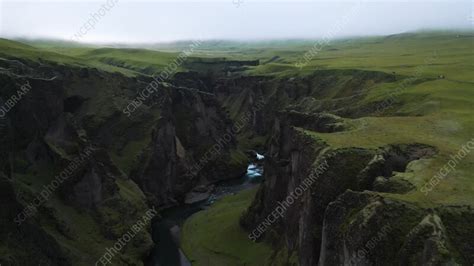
(241, 112), (474, 265)
(0, 58), (248, 264)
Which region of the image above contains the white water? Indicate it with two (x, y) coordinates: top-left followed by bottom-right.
(246, 163), (263, 179)
(246, 152), (264, 180)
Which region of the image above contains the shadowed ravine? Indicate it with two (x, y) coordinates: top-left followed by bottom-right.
(147, 153), (265, 266)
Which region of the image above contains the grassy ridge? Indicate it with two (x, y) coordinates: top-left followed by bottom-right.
(0, 38), (179, 76)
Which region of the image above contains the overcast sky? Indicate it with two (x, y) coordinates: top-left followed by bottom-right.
(0, 0), (471, 43)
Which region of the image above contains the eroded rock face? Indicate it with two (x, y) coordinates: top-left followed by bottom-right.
(241, 115), (378, 265)
(399, 213), (453, 265)
(241, 114), (471, 265)
(0, 60), (158, 263)
(320, 191), (472, 266)
(131, 86), (247, 208)
(357, 143), (437, 191)
(0, 174), (70, 266)
(132, 116), (188, 207)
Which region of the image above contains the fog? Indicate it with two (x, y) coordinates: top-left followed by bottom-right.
(0, 0), (471, 43)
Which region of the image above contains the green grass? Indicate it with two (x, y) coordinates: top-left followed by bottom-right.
(77, 48), (181, 75)
(3, 30), (474, 263)
(244, 31), (474, 80)
(300, 111), (474, 206)
(0, 38), (179, 77)
(181, 188), (273, 266)
(0, 38), (93, 69)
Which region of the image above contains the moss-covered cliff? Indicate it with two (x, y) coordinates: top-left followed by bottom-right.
(241, 113), (473, 265)
(0, 55), (248, 265)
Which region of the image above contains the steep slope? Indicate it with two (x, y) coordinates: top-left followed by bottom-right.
(130, 85), (247, 208)
(0, 56), (154, 265)
(241, 116), (473, 265)
(0, 42), (247, 264)
(238, 32), (474, 265)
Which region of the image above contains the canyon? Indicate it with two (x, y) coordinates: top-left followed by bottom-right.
(0, 32), (473, 265)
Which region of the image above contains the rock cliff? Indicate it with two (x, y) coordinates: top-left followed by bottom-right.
(241, 113), (473, 265)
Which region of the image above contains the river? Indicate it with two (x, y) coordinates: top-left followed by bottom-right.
(146, 153), (264, 266)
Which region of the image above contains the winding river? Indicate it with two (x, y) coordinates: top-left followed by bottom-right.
(147, 153), (264, 266)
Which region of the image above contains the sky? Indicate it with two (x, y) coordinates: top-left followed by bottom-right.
(0, 0), (472, 43)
